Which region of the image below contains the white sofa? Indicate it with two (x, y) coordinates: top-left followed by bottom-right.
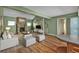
(0, 35), (19, 51)
(24, 34), (36, 47)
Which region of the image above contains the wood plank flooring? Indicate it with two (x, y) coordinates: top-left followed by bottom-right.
(0, 35), (67, 53)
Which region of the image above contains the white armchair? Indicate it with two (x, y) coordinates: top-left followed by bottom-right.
(37, 34), (45, 41)
(24, 34), (36, 47)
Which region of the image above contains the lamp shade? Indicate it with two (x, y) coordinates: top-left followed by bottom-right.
(6, 27), (11, 30)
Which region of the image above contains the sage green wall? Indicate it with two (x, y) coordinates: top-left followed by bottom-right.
(0, 7), (3, 16)
(49, 18), (57, 34)
(4, 16), (16, 33)
(44, 18), (57, 35)
(45, 12), (78, 35)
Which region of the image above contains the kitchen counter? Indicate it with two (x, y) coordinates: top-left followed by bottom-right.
(56, 35), (79, 45)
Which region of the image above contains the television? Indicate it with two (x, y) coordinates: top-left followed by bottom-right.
(36, 25), (41, 29)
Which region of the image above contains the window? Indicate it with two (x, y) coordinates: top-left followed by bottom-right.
(27, 22), (31, 27)
(8, 21), (15, 26)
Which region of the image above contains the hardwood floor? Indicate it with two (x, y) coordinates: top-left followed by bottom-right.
(0, 35), (67, 53)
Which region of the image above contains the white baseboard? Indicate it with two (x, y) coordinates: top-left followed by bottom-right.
(46, 33), (57, 37)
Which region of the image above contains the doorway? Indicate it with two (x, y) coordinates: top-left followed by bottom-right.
(57, 18), (67, 35)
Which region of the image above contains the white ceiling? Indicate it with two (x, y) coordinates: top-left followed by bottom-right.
(24, 6), (78, 17)
(4, 8), (35, 20)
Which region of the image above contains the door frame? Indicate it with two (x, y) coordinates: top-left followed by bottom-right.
(57, 17), (67, 35)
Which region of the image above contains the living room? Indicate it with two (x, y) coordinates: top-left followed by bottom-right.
(0, 6), (79, 53)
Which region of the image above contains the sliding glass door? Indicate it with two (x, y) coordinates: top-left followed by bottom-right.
(70, 17), (79, 35)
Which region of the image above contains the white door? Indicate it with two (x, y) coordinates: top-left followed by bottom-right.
(70, 17), (79, 35)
